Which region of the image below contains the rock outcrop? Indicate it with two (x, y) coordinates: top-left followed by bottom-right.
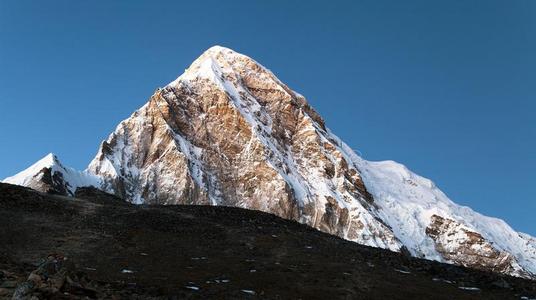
(426, 215), (529, 277)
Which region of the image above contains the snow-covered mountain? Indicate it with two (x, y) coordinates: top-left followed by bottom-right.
(3, 153), (100, 196)
(3, 46), (535, 279)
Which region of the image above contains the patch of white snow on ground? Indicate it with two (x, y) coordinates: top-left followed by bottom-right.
(458, 286), (480, 291)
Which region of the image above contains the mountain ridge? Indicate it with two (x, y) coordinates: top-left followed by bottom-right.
(3, 45), (535, 279)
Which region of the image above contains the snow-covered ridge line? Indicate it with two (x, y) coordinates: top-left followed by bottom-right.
(3, 153), (101, 195)
(330, 133), (536, 277)
(3, 153), (59, 185)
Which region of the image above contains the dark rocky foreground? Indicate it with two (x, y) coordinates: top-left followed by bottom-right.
(0, 183), (534, 299)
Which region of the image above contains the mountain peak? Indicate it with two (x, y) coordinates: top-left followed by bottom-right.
(5, 48), (536, 279)
(3, 153), (61, 184)
(3, 153), (100, 196)
(169, 45), (270, 88)
(203, 45), (236, 55)
(41, 152), (60, 166)
(29, 152), (60, 169)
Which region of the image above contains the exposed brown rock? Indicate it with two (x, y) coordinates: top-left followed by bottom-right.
(426, 214), (529, 277)
(87, 46), (402, 251)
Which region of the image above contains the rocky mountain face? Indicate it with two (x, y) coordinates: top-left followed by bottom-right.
(3, 46), (536, 279)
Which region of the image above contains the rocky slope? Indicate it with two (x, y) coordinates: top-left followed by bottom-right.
(1, 182), (535, 299)
(3, 46), (536, 279)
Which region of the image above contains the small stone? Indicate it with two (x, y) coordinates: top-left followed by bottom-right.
(491, 279), (510, 289)
(0, 288), (10, 296)
(49, 275), (66, 291)
(0, 281), (18, 288)
(27, 273), (42, 284)
(12, 281), (34, 300)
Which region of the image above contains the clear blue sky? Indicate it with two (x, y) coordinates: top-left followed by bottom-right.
(1, 1), (534, 235)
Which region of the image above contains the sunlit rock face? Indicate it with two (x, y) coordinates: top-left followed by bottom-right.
(426, 215), (529, 277)
(86, 46), (402, 251)
(5, 46), (536, 279)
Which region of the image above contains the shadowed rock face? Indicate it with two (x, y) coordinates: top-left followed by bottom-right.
(28, 167), (71, 196)
(86, 46), (402, 251)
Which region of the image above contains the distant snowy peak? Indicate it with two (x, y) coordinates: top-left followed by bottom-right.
(2, 153), (100, 196)
(4, 153), (59, 183)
